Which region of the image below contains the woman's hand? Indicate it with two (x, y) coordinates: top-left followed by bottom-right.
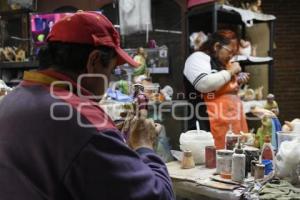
(128, 116), (162, 150)
(227, 62), (241, 76)
(237, 72), (250, 85)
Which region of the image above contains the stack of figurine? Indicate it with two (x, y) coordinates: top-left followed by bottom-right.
(0, 46), (26, 62)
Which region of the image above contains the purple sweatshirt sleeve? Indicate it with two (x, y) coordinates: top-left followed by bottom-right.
(63, 130), (174, 200)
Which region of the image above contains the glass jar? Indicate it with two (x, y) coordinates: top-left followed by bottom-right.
(216, 150), (234, 174)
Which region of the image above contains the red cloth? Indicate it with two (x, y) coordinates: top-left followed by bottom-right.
(187, 0), (214, 8)
(47, 11), (138, 67)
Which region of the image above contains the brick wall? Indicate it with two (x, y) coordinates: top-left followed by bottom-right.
(263, 0), (300, 121)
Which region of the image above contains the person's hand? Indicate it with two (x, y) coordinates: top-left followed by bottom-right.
(237, 72), (250, 85)
(227, 62), (241, 76)
(128, 116), (162, 150)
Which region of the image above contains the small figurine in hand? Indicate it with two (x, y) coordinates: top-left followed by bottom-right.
(264, 93), (279, 116)
(132, 84), (149, 119)
(128, 115), (161, 150)
(237, 72), (250, 85)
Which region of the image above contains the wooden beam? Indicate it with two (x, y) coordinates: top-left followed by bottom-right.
(95, 0), (114, 9)
(173, 0), (187, 11)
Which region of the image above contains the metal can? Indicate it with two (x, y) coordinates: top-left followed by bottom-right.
(216, 150), (234, 174)
(254, 164), (265, 180)
(205, 146), (216, 169)
(251, 160), (259, 177)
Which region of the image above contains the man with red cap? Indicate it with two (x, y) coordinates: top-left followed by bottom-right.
(0, 11), (174, 200)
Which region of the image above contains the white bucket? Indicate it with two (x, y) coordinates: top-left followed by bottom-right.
(179, 130), (214, 164)
(277, 131), (297, 149)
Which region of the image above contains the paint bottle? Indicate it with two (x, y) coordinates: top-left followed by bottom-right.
(261, 135), (275, 161)
(232, 140), (246, 182)
(205, 146), (216, 168)
(181, 150), (195, 169)
(225, 124), (239, 150)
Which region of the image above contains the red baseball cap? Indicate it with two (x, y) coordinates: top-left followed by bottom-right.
(47, 11), (139, 67)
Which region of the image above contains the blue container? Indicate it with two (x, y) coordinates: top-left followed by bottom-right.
(262, 160), (273, 175)
(34, 18), (43, 31)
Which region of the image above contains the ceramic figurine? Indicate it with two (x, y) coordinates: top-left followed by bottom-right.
(133, 47), (147, 77)
(244, 88), (256, 101)
(132, 83), (149, 119)
(190, 31), (208, 51)
(1, 47), (16, 61)
(15, 48), (26, 62)
(239, 40), (252, 56)
(255, 86), (264, 100)
(256, 116), (272, 148)
(248, 0), (262, 13)
(160, 85), (173, 101)
(238, 85), (249, 99)
(264, 93), (279, 116)
(254, 135), (261, 148)
(148, 39), (157, 48)
(251, 44), (257, 57)
(250, 106), (276, 119)
(282, 119), (300, 132)
(228, 0), (262, 13)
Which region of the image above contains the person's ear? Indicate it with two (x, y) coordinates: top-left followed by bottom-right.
(86, 50), (101, 73)
(214, 42), (221, 52)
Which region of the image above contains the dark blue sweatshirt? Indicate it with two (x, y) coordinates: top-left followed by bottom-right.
(0, 70), (174, 200)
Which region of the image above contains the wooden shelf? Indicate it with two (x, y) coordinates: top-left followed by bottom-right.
(186, 2), (276, 92)
(0, 8), (32, 16)
(234, 56), (273, 65)
(0, 61), (39, 69)
(187, 3), (276, 25)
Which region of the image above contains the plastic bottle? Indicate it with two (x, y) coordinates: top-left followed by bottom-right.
(261, 135), (275, 161)
(231, 140), (246, 182)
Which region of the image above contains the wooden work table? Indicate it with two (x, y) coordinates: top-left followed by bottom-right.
(166, 161), (245, 200)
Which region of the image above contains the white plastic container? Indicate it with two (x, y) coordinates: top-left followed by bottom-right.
(277, 131), (297, 149)
(179, 130), (214, 164)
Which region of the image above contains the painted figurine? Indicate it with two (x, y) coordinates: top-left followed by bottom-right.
(132, 83), (149, 119)
(264, 93), (279, 116)
(256, 116), (272, 148)
(133, 47), (147, 77)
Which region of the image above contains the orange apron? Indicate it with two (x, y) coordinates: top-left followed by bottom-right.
(204, 75), (248, 149)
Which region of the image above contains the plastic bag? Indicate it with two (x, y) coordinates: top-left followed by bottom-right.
(276, 137), (300, 184)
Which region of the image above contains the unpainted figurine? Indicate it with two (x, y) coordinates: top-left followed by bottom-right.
(282, 118), (300, 132)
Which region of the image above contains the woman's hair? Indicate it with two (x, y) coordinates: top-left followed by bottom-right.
(38, 42), (116, 72)
(199, 29), (240, 56)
